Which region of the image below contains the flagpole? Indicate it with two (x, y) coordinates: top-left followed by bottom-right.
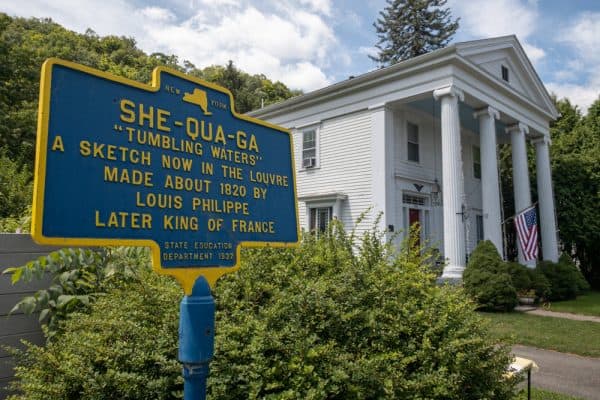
(503, 201), (538, 224)
(502, 202), (539, 264)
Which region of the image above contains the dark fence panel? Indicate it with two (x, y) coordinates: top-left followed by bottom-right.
(0, 234), (61, 399)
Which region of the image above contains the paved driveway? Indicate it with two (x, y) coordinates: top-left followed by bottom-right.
(512, 345), (600, 400)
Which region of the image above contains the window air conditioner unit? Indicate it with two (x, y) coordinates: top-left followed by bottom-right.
(303, 157), (316, 168)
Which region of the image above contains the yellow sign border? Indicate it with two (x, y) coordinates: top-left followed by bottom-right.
(32, 58), (300, 294)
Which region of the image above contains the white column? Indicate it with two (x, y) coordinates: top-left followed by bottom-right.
(533, 136), (559, 262)
(474, 107), (503, 256)
(332, 199), (342, 220)
(507, 123), (534, 266)
(434, 85), (466, 280)
(369, 103), (395, 236)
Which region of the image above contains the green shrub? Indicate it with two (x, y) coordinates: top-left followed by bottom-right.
(9, 224), (517, 399)
(0, 152), (32, 220)
(504, 262), (551, 300)
(463, 241), (518, 311)
(536, 261), (579, 301)
(558, 254), (590, 294)
(0, 205), (31, 233)
(8, 268), (183, 399)
(530, 269), (551, 300)
(210, 226), (516, 399)
(505, 262), (532, 293)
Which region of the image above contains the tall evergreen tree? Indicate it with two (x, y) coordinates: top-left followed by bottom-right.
(371, 0), (459, 66)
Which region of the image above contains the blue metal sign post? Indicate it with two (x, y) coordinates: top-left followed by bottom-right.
(179, 276), (214, 399)
(32, 59), (299, 399)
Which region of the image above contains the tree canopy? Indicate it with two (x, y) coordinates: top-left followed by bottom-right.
(371, 0), (459, 66)
(190, 61), (301, 115)
(550, 97), (600, 289)
(0, 13), (299, 172)
(497, 96), (600, 289)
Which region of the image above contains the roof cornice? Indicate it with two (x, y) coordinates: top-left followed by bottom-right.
(454, 55), (557, 120)
(249, 45), (457, 118)
(455, 35), (558, 118)
(250, 36), (558, 121)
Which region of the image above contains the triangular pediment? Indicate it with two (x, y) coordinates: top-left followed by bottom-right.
(455, 36), (557, 117)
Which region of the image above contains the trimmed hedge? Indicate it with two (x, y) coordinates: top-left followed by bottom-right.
(537, 255), (590, 301)
(505, 262), (550, 300)
(463, 241), (518, 311)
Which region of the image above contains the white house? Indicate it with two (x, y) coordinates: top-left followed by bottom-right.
(249, 36), (559, 281)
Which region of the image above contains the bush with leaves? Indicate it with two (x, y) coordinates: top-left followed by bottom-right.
(536, 261), (576, 301)
(529, 268), (551, 300)
(209, 224), (516, 399)
(558, 254), (590, 294)
(504, 262), (550, 300)
(3, 246), (149, 336)
(0, 205), (31, 233)
(0, 152), (32, 219)
(8, 223), (517, 399)
(463, 240), (518, 311)
(537, 254), (590, 301)
(504, 262), (531, 293)
(8, 267), (183, 400)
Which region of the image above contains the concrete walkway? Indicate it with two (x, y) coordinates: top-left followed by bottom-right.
(512, 345), (600, 400)
(518, 308), (600, 323)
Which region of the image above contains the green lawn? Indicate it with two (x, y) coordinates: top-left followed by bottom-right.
(546, 291), (600, 317)
(515, 388), (584, 400)
(480, 312), (600, 357)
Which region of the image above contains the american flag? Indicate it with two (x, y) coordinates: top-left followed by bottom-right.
(515, 205), (538, 261)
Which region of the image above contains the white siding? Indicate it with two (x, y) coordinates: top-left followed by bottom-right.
(294, 110), (374, 234)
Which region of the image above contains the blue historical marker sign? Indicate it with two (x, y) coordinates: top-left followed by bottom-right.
(32, 59), (299, 293)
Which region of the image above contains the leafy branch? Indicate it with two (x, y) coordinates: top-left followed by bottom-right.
(2, 246), (150, 338)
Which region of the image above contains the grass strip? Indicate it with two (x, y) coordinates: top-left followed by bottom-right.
(547, 291), (600, 317)
(480, 312), (600, 357)
(515, 388), (584, 400)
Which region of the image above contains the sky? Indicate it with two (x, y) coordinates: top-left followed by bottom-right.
(2, 0), (599, 112)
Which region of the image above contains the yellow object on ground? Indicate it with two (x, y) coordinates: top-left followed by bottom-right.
(507, 356), (538, 400)
(509, 356), (539, 375)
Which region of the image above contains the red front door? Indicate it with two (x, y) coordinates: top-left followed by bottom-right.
(409, 208), (421, 246)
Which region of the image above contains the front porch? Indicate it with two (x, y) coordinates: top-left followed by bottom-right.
(372, 87), (558, 280)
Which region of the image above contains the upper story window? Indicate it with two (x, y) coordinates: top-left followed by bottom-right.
(501, 65), (509, 82)
(302, 129), (317, 168)
(407, 122), (419, 163)
(473, 145), (481, 179)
